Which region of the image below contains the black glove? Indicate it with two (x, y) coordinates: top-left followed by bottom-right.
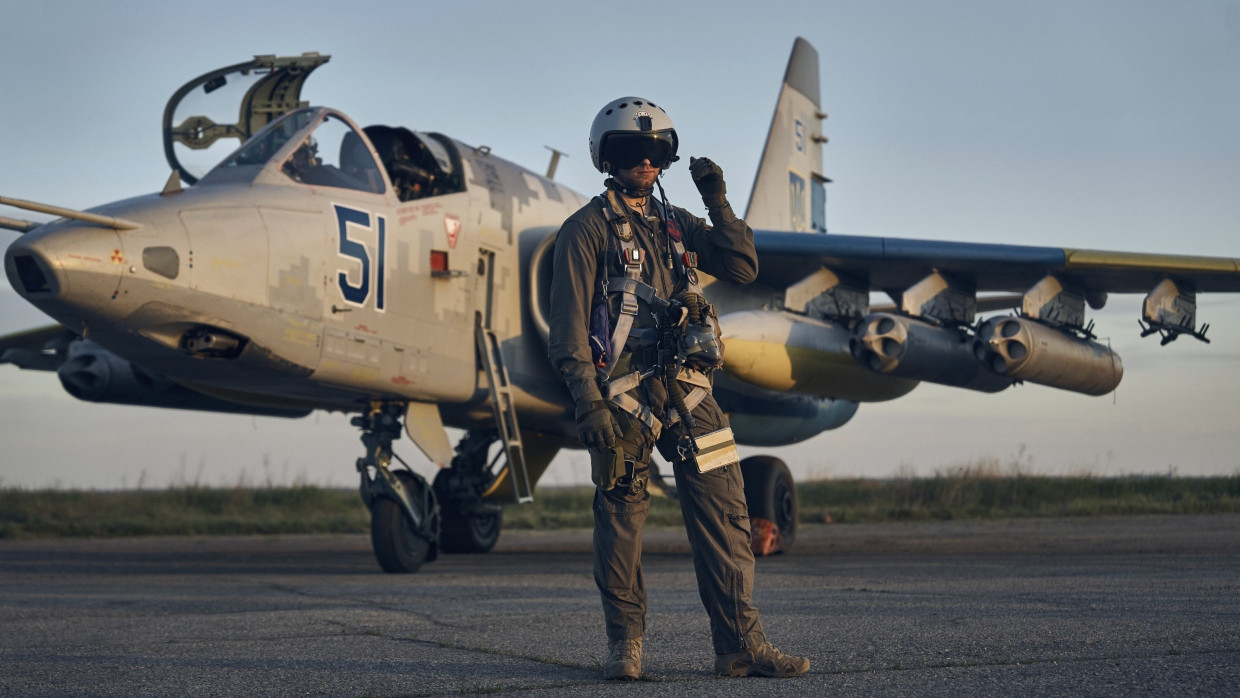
(575, 399), (621, 451)
(689, 156), (728, 208)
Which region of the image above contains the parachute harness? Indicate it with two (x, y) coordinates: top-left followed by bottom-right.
(593, 188), (723, 451)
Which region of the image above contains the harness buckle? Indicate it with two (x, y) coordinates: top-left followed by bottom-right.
(619, 247), (644, 268)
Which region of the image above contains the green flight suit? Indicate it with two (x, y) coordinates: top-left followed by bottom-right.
(547, 190), (766, 655)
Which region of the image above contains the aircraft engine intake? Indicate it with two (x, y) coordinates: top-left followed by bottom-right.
(850, 312), (1013, 393)
(57, 340), (309, 417)
(974, 317), (1124, 396)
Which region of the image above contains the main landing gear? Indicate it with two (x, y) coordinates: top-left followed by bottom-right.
(355, 403), (507, 572)
(354, 401), (799, 570)
(740, 455), (798, 554)
(433, 429), (503, 554)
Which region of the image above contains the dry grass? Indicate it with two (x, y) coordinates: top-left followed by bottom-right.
(0, 485), (369, 539)
(2, 461), (1237, 538)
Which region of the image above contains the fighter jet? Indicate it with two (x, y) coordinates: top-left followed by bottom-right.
(3, 40), (1237, 572)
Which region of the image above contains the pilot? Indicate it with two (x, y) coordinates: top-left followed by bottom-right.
(547, 98), (810, 680)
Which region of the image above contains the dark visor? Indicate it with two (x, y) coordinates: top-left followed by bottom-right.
(603, 132), (677, 170)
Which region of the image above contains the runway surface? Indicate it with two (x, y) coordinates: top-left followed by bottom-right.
(1, 515), (1237, 696)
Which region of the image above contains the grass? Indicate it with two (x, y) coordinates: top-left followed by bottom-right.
(1, 470), (1237, 539)
(502, 471), (1240, 529)
(0, 485), (369, 539)
(796, 471), (1240, 524)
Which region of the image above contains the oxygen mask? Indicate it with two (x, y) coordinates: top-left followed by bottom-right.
(665, 292), (724, 371)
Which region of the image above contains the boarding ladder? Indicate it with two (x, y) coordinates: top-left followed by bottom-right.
(475, 317), (533, 503)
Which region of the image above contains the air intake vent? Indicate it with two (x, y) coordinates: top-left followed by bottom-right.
(13, 255), (50, 294)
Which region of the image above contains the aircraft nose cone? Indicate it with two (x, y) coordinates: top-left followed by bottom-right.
(5, 224), (125, 325)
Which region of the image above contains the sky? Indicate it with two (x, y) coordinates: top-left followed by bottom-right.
(2, 0), (1239, 489)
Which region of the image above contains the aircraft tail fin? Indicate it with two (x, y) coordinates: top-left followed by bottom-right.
(744, 37), (829, 233)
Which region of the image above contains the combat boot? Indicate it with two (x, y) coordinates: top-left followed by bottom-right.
(603, 637), (642, 680)
(715, 641), (809, 678)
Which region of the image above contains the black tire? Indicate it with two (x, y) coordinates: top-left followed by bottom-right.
(740, 455), (797, 548)
(433, 469), (502, 554)
(439, 502), (502, 554)
(370, 470), (437, 573)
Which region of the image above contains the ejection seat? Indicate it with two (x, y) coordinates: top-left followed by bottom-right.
(364, 125), (461, 201)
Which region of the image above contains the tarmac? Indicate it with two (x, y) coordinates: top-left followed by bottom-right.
(1, 514), (1237, 697)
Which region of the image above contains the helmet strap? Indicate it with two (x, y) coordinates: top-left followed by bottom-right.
(604, 176), (654, 199)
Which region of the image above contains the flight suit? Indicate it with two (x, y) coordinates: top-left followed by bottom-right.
(547, 190), (766, 655)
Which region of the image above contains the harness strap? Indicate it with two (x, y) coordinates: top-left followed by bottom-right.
(663, 367), (711, 429)
(666, 386), (709, 426)
(675, 366), (713, 390)
(610, 385), (707, 435)
(604, 367), (712, 437)
(602, 246), (643, 376)
(662, 217), (706, 297)
(605, 369), (648, 397)
(598, 191), (648, 378)
(606, 277), (669, 309)
(594, 191), (721, 427)
(609, 392), (663, 439)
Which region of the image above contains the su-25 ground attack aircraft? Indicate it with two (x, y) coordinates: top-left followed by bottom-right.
(3, 39), (1239, 572)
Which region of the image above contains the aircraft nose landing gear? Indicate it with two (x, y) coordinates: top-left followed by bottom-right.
(355, 401), (441, 573)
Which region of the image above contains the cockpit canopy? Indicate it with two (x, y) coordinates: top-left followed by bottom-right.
(164, 54), (463, 201)
(214, 108), (385, 194)
(163, 53), (331, 185)
(201, 107), (463, 201)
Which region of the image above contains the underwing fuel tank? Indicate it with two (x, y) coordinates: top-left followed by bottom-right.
(718, 310), (918, 402)
(713, 374), (859, 446)
(974, 316), (1124, 396)
(57, 341), (310, 417)
(850, 313), (1013, 393)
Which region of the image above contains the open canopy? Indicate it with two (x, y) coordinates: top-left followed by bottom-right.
(162, 53), (330, 184)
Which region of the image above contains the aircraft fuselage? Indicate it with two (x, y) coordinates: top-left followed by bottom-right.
(7, 108), (589, 436)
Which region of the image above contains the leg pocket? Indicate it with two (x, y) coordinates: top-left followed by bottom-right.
(593, 487), (650, 602)
(726, 510), (753, 539)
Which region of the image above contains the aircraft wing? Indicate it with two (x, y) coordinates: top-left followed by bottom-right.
(716, 36), (1237, 405)
(713, 229), (1237, 402)
(752, 230), (1240, 295)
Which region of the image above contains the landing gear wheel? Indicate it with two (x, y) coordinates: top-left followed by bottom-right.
(439, 501), (501, 554)
(370, 470), (439, 573)
(740, 455), (797, 548)
(433, 469), (502, 554)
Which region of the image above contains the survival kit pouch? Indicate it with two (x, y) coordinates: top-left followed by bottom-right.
(589, 447), (626, 491)
(590, 447), (648, 494)
(589, 301), (611, 368)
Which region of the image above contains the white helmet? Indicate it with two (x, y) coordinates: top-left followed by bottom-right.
(589, 96), (679, 173)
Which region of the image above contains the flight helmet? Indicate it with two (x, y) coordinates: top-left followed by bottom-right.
(589, 97), (679, 173)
